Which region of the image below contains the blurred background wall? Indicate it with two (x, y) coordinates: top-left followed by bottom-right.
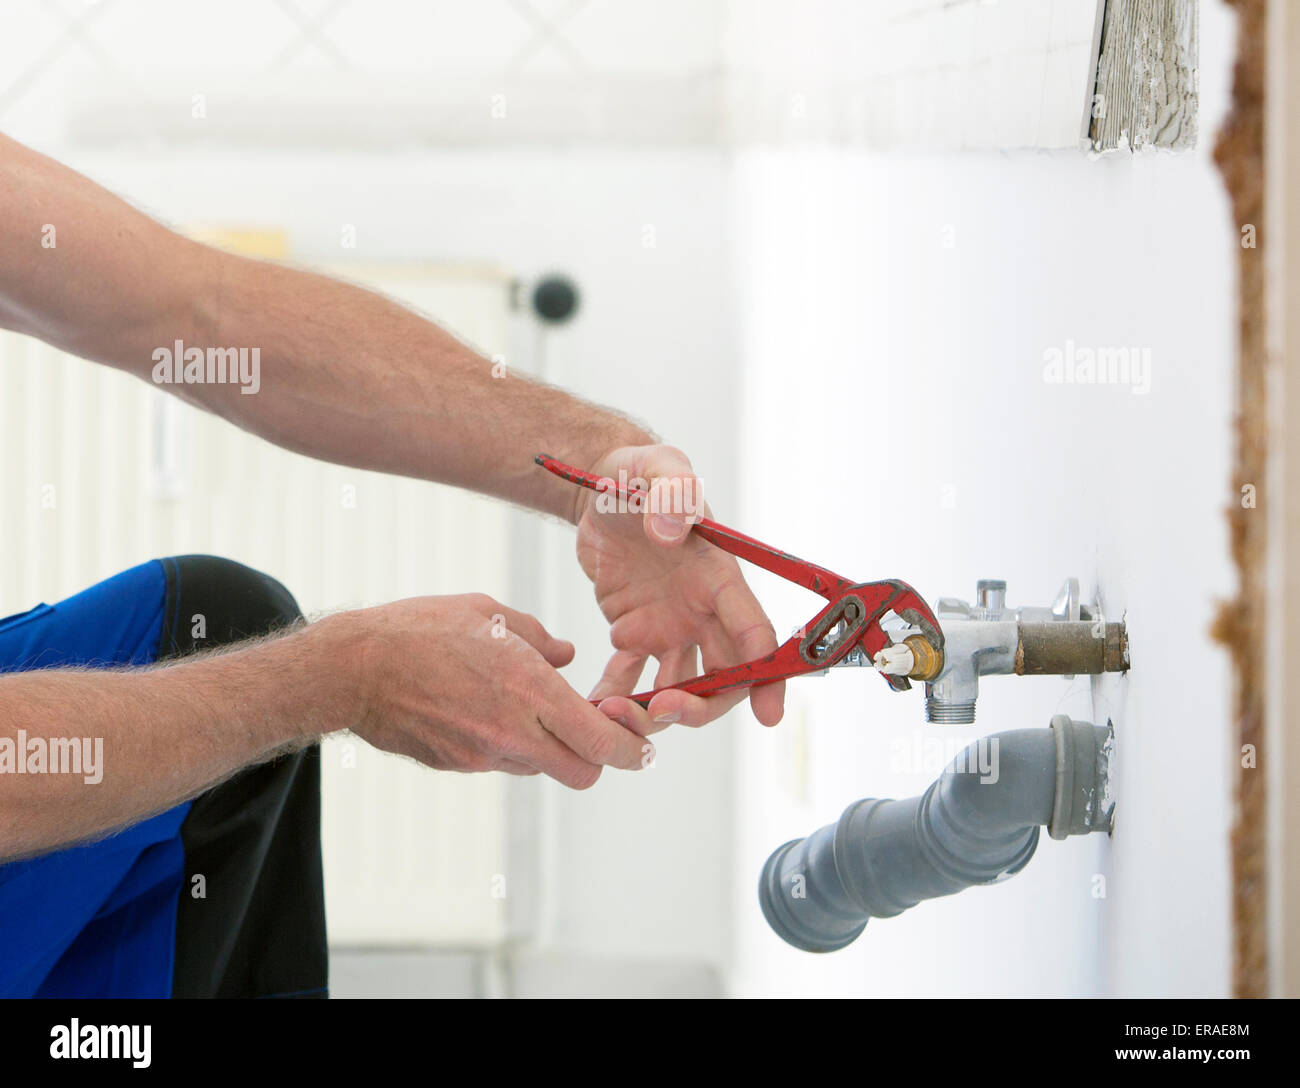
(0, 0), (1236, 996)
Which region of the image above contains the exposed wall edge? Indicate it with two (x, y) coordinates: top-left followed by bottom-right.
(1209, 0), (1268, 1000)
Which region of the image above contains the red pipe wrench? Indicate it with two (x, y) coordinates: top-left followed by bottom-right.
(536, 454), (945, 708)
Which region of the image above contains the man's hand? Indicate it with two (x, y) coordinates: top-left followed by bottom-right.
(574, 444), (785, 735)
(348, 593), (652, 789)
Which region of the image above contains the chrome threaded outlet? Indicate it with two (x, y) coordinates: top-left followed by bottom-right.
(925, 698), (976, 724)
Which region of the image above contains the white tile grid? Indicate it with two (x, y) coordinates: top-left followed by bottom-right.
(0, 3), (725, 99)
(712, 0), (1090, 148)
(0, 0), (734, 146)
(817, 0), (1099, 149)
(0, 1), (1107, 151)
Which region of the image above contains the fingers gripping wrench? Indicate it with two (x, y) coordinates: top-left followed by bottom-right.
(536, 454), (946, 708)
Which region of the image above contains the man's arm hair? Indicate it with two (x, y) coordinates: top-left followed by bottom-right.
(0, 614), (360, 861)
(0, 132), (650, 523)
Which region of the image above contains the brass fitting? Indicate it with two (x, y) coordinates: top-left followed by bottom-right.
(903, 634), (944, 681)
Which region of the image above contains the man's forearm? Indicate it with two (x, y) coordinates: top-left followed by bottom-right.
(0, 614), (359, 861)
(0, 133), (651, 521)
(185, 251), (652, 522)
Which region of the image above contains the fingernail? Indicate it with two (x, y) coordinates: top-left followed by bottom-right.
(653, 710), (681, 724)
(650, 514), (685, 542)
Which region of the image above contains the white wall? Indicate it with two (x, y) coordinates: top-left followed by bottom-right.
(726, 8), (1238, 997)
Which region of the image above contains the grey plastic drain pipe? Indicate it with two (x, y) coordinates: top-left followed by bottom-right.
(759, 715), (1114, 952)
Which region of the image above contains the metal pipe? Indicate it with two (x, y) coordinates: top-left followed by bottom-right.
(1015, 620), (1128, 674)
(758, 715), (1114, 953)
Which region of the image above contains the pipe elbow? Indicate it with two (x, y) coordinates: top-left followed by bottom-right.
(759, 716), (1114, 953)
(927, 728), (1056, 845)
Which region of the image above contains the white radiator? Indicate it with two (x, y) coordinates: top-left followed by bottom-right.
(0, 263), (517, 948)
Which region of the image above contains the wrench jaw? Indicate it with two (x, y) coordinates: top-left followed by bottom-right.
(882, 673), (913, 692)
(898, 604), (946, 674)
(808, 582), (945, 694)
(853, 581), (947, 692)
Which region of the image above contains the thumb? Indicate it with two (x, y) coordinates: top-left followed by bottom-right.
(639, 446), (703, 547)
